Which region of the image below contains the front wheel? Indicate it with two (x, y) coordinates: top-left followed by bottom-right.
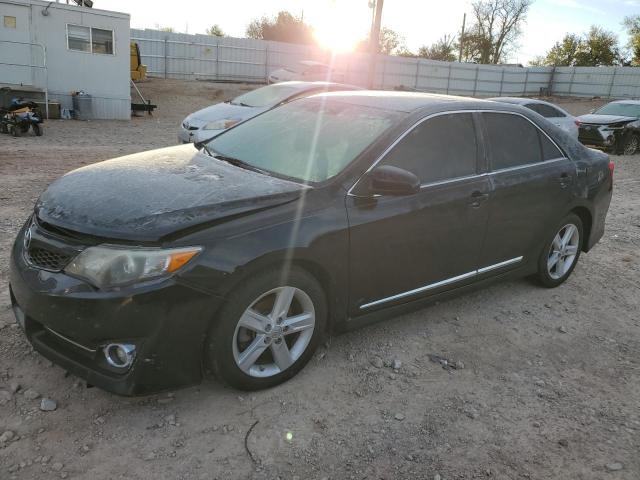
(622, 133), (639, 155)
(206, 267), (327, 390)
(535, 213), (583, 288)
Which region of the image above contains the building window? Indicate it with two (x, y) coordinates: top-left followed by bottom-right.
(4, 16), (17, 28)
(67, 24), (91, 52)
(67, 24), (114, 55)
(91, 28), (114, 54)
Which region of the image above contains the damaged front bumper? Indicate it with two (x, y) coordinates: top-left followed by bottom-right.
(8, 223), (221, 396)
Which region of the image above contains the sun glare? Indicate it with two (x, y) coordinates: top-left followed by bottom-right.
(313, 3), (364, 52)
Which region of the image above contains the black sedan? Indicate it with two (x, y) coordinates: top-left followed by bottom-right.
(9, 92), (613, 395)
(576, 100), (640, 155)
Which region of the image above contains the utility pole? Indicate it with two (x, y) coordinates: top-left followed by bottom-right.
(368, 0), (384, 89)
(458, 13), (466, 63)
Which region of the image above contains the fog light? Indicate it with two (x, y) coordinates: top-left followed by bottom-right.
(103, 343), (136, 369)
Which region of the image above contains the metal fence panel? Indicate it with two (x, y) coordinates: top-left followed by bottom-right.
(132, 28), (640, 99)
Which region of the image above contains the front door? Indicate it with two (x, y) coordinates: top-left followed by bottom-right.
(346, 112), (491, 314)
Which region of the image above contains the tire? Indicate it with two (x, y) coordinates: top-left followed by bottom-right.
(206, 266), (327, 390)
(622, 133), (639, 155)
(33, 123), (42, 136)
(11, 125), (20, 137)
(535, 213), (583, 288)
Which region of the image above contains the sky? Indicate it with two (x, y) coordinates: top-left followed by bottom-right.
(98, 0), (638, 64)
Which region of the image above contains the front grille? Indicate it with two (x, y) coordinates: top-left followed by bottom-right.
(26, 246), (72, 271)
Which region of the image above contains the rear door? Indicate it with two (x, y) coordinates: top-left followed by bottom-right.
(346, 112), (491, 313)
(477, 111), (576, 272)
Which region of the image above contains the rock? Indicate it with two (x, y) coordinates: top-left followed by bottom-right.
(164, 414), (176, 425)
(370, 357), (384, 369)
(434, 474), (442, 480)
(532, 421), (541, 428)
(394, 413), (405, 421)
(8, 382), (20, 393)
(605, 463), (623, 472)
(51, 462), (64, 471)
(0, 430), (15, 443)
(558, 326), (567, 334)
(0, 390), (12, 405)
(558, 438), (569, 447)
(391, 359), (402, 370)
(452, 360), (465, 370)
(534, 379), (546, 387)
(466, 410), (479, 420)
(23, 389), (40, 400)
(348, 353), (355, 362)
(40, 398), (57, 411)
(61, 472), (68, 479)
(81, 445), (90, 453)
(94, 416), (105, 425)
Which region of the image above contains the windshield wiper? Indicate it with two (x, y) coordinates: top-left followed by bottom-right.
(206, 149), (269, 175)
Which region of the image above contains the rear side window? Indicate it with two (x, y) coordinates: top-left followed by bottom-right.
(380, 113), (478, 184)
(530, 103), (565, 118)
(484, 113), (564, 169)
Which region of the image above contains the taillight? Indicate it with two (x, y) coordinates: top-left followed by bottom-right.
(608, 160), (615, 178)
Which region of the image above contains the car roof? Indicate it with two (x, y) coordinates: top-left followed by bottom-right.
(609, 99), (640, 105)
(298, 60), (328, 67)
(310, 90), (497, 113)
(274, 81), (363, 91)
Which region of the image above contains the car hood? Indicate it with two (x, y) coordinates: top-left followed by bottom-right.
(35, 145), (306, 242)
(186, 102), (265, 126)
(577, 114), (637, 125)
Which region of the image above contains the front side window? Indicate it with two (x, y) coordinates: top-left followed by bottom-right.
(379, 113), (478, 184)
(67, 25), (114, 54)
(483, 112), (563, 169)
(206, 97), (400, 183)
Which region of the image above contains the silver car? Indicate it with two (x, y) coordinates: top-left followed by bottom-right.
(178, 81), (358, 144)
(488, 97), (579, 138)
(268, 60), (345, 84)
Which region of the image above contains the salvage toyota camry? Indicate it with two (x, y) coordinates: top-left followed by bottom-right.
(9, 91), (613, 395)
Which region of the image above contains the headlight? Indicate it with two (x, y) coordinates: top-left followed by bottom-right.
(65, 245), (202, 289)
(203, 118), (241, 130)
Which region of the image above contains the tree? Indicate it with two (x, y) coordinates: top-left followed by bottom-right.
(623, 15), (640, 65)
(205, 24), (225, 37)
(245, 11), (314, 45)
(574, 26), (621, 66)
(544, 34), (581, 66)
(356, 27), (408, 56)
(418, 35), (457, 61)
(460, 0), (533, 64)
(535, 27), (622, 67)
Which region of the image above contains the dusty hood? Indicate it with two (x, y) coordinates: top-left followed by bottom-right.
(35, 145), (306, 242)
(577, 114), (637, 125)
(185, 102), (263, 127)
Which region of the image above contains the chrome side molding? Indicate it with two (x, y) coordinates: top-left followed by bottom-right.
(360, 256), (523, 310)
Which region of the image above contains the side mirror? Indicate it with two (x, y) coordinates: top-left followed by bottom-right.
(364, 165), (420, 196)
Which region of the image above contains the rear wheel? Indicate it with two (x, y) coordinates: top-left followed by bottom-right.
(206, 266), (327, 390)
(32, 123), (43, 136)
(535, 213), (583, 288)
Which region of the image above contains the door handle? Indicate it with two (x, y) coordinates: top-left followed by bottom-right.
(469, 191), (489, 208)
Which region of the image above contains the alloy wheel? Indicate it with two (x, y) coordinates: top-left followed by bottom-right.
(547, 223), (580, 280)
(232, 286), (315, 378)
(624, 135), (639, 155)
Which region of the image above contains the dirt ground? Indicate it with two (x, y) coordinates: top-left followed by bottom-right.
(0, 79), (638, 480)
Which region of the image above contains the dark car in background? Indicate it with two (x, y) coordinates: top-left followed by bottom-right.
(10, 92), (613, 395)
(576, 100), (640, 155)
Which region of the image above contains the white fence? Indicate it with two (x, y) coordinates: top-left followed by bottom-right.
(132, 28), (640, 98)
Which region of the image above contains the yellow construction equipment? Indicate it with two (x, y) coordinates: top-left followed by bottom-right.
(130, 42), (147, 82)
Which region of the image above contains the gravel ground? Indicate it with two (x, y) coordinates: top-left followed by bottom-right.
(0, 79), (638, 480)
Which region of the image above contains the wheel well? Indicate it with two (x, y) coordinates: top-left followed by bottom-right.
(571, 206), (592, 252)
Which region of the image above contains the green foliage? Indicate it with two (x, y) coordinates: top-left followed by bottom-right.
(418, 35), (457, 62)
(245, 11), (314, 45)
(205, 25), (225, 37)
(538, 27), (622, 66)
